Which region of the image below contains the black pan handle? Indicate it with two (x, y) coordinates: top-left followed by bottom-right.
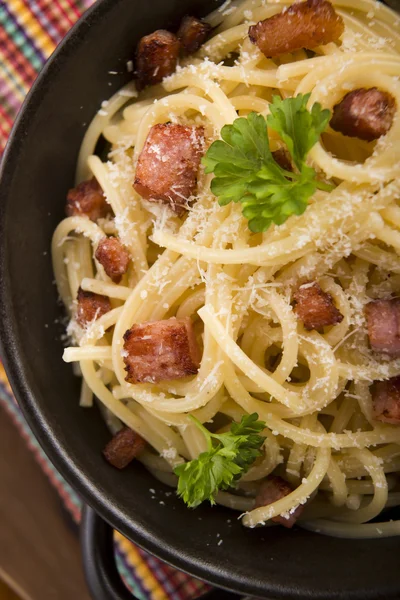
(80, 505), (245, 600)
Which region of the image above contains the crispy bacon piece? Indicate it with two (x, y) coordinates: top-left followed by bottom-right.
(248, 0), (344, 58)
(103, 427), (146, 469)
(134, 123), (205, 214)
(123, 317), (201, 384)
(95, 237), (130, 283)
(66, 177), (111, 222)
(272, 148), (293, 172)
(293, 281), (344, 330)
(330, 88), (396, 142)
(254, 476), (304, 528)
(76, 287), (111, 327)
(136, 30), (180, 89)
(177, 15), (211, 55)
(365, 298), (400, 357)
(371, 377), (400, 425)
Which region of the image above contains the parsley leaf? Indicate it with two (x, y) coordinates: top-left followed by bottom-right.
(202, 94), (332, 233)
(267, 93), (331, 170)
(174, 413), (266, 508)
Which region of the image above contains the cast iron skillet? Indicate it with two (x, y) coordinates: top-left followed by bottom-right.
(1, 0), (400, 599)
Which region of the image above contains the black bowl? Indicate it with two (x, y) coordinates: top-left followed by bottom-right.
(0, 1), (399, 599)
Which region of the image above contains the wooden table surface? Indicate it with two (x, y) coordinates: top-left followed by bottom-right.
(0, 404), (92, 600)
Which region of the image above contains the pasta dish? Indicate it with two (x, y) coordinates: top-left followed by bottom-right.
(52, 0), (400, 538)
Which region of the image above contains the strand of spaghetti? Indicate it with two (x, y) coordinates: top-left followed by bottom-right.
(330, 396), (357, 434)
(80, 361), (183, 468)
(300, 519), (400, 539)
(64, 242), (81, 302)
(326, 459), (347, 507)
(148, 264), (199, 321)
(380, 205), (400, 229)
(318, 277), (351, 347)
(76, 82), (138, 183)
(122, 94), (166, 122)
(162, 71), (238, 119)
(338, 11), (400, 54)
(206, 303), (339, 414)
(243, 424), (331, 527)
(353, 243), (400, 274)
(285, 414), (316, 486)
(373, 224), (400, 254)
(80, 277), (131, 300)
(223, 362), (400, 448)
(320, 475), (396, 495)
(230, 95), (270, 114)
(76, 235), (94, 281)
(52, 216), (106, 308)
(80, 307), (124, 347)
(255, 289), (298, 384)
(200, 24), (250, 60)
(127, 402), (190, 460)
(215, 492), (255, 512)
(176, 288), (205, 319)
(152, 186), (393, 266)
(241, 429), (282, 482)
(337, 445), (400, 478)
(113, 385), (227, 429)
(152, 228), (314, 266)
(163, 64), (296, 97)
(199, 305), (304, 410)
(79, 379), (93, 408)
(331, 448), (388, 523)
(63, 346), (112, 362)
(337, 360), (400, 382)
(133, 94), (230, 160)
(278, 52), (400, 80)
(353, 381), (374, 425)
(88, 155), (148, 279)
(179, 422), (209, 459)
(334, 0), (400, 25)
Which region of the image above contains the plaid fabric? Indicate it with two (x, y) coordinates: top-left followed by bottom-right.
(0, 2), (210, 599)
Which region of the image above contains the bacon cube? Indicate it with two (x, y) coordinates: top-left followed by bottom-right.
(249, 0), (344, 58)
(66, 177), (111, 222)
(293, 281), (343, 330)
(272, 148), (293, 172)
(103, 427), (146, 469)
(123, 317), (201, 384)
(330, 88), (396, 142)
(254, 476), (304, 528)
(371, 377), (400, 425)
(95, 236), (130, 283)
(76, 287), (111, 327)
(136, 30), (180, 89)
(134, 123), (205, 214)
(365, 298), (400, 357)
(177, 15), (211, 55)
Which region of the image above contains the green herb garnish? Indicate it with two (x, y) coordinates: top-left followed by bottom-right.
(202, 93), (332, 233)
(174, 413), (266, 508)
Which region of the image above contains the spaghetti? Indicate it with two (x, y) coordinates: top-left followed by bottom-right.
(53, 0), (400, 538)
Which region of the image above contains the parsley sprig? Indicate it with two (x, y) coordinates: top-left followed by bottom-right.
(174, 413), (266, 508)
(202, 93), (332, 233)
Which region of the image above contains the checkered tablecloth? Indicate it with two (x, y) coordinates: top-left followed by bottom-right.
(0, 2), (210, 598)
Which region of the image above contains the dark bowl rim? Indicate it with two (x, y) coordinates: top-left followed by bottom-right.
(0, 1), (264, 597)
